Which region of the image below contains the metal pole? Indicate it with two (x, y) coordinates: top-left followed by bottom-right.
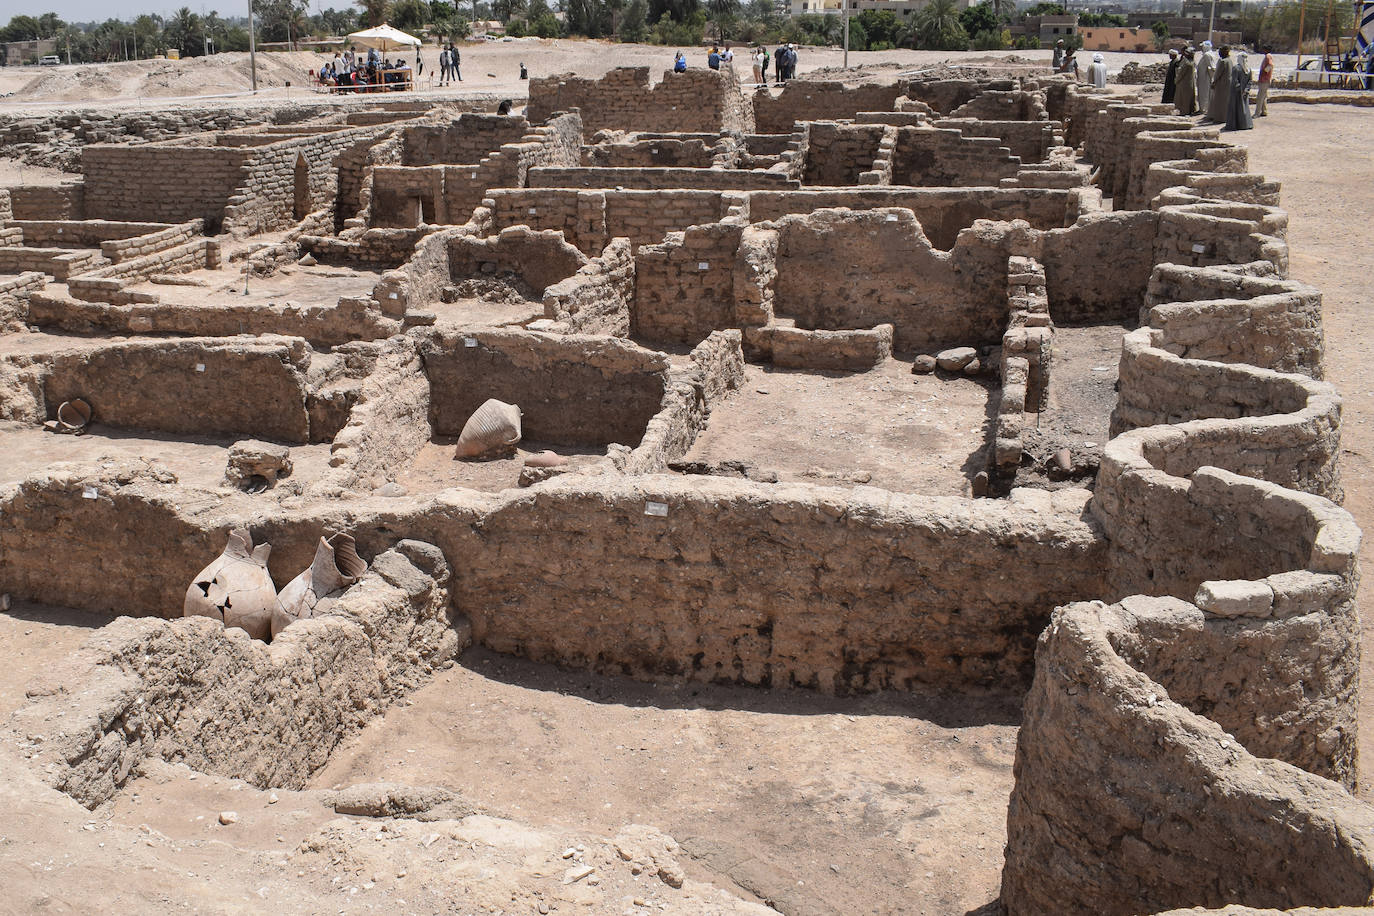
(248, 0), (258, 91)
(843, 0), (849, 68)
(1207, 0), (1216, 42)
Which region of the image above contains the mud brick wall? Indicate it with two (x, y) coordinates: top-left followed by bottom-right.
(4, 183), (85, 219)
(7, 543), (459, 808)
(335, 130), (401, 229)
(447, 226), (588, 292)
(771, 208), (1010, 351)
(633, 222), (747, 345)
(220, 130), (358, 235)
(485, 188), (733, 255)
(1037, 210), (1159, 323)
(3, 219), (157, 245)
(542, 236), (636, 336)
(1143, 263), (1323, 377)
(0, 186), (10, 220)
(0, 246), (106, 282)
(624, 330), (745, 474)
(1110, 330), (1342, 500)
(417, 328), (670, 447)
(933, 118), (1061, 164)
(800, 122), (886, 186)
(328, 338), (433, 489)
(527, 166), (797, 191)
(889, 126), (1021, 187)
(400, 114), (531, 166)
(1002, 597), (1371, 916)
(0, 270), (45, 329)
(753, 80), (904, 133)
(527, 66), (753, 134)
(1153, 202), (1288, 276)
(452, 477), (1105, 692)
(23, 337), (316, 442)
(99, 220), (203, 262)
(948, 88), (1047, 121)
(1122, 126), (1236, 209)
(82, 145), (251, 228)
(748, 187), (1081, 249)
(66, 238), (218, 304)
(903, 78), (987, 114)
(29, 291), (399, 349)
(583, 137), (718, 168)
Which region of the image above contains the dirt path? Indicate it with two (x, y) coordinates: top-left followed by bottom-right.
(1241, 102), (1374, 789)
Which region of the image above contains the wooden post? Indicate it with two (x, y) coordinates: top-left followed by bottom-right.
(1297, 0), (1307, 68)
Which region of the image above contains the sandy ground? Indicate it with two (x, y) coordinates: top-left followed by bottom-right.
(1, 42), (1312, 113)
(1240, 103), (1374, 785)
(314, 649), (1018, 915)
(685, 360), (993, 496)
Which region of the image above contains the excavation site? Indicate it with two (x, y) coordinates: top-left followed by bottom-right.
(0, 60), (1371, 916)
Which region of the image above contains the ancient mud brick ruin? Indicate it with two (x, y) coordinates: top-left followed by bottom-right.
(0, 65), (1369, 913)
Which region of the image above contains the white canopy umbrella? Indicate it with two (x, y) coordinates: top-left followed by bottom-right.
(345, 23), (422, 53)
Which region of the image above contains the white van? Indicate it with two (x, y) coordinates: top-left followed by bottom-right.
(39, 55), (61, 66)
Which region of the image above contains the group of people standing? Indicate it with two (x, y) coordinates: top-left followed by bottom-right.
(677, 43), (797, 85)
(437, 44), (462, 85)
(1162, 40), (1273, 130)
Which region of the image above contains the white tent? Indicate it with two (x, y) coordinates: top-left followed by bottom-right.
(345, 23), (422, 53)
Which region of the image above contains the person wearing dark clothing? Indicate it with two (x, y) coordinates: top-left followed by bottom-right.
(1174, 48), (1197, 115)
(1205, 46), (1233, 123)
(784, 44), (797, 80)
(1225, 50), (1254, 131)
(708, 47), (721, 70)
(451, 45), (461, 81)
(775, 45), (785, 83)
(519, 61), (527, 79)
(1163, 49), (1179, 104)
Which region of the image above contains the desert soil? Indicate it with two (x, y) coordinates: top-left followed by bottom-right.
(0, 62), (1368, 916)
(0, 42), (1308, 113)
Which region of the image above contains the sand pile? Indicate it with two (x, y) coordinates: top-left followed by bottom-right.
(8, 51), (325, 102)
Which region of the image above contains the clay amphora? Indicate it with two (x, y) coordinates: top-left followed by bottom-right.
(271, 533), (367, 638)
(184, 528), (282, 641)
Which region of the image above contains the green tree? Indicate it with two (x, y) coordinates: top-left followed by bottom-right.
(164, 7), (203, 55)
(1021, 2), (1064, 17)
(958, 3), (997, 38)
(1150, 18), (1169, 50)
(908, 0), (966, 50)
(257, 0), (309, 44)
(492, 0), (526, 21)
(648, 0), (701, 26)
(1, 15), (44, 42)
(390, 0), (430, 30)
(619, 0), (648, 41)
(355, 0), (391, 27)
(707, 0), (739, 40)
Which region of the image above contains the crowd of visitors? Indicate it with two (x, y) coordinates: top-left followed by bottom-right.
(1054, 37), (1264, 132)
(675, 42), (796, 86)
(316, 46), (415, 91)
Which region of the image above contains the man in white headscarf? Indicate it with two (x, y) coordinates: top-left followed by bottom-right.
(1196, 39), (1217, 113)
(1087, 52), (1109, 88)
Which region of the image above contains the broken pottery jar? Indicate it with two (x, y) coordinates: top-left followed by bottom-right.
(455, 398), (522, 459)
(271, 533), (368, 638)
(184, 528), (282, 641)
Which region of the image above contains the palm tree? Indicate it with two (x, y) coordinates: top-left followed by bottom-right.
(707, 0), (739, 41)
(907, 0), (966, 51)
(356, 0), (392, 28)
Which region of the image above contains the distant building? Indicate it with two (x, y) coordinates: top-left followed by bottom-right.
(1181, 0), (1243, 20)
(1039, 14), (1080, 45)
(1080, 25), (1155, 52)
(2, 39), (58, 67)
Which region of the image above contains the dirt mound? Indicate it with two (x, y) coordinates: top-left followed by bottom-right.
(8, 51), (326, 102)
